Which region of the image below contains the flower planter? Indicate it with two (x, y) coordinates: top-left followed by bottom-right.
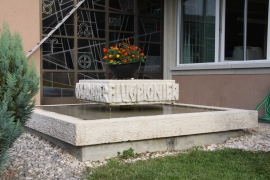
(108, 62), (140, 79)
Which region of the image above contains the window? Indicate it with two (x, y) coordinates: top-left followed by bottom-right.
(179, 0), (218, 64)
(224, 0), (269, 61)
(177, 0), (270, 65)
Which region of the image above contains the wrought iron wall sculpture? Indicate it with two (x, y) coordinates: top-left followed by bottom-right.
(42, 0), (163, 100)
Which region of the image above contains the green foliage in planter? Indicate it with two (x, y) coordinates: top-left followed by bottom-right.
(0, 21), (39, 172)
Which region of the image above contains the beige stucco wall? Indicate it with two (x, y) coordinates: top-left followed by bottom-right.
(0, 0), (41, 105)
(173, 74), (270, 117)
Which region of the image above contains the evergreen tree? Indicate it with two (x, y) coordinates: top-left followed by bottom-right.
(0, 21), (39, 172)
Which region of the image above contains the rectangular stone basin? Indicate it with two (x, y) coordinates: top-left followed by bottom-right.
(26, 103), (258, 161)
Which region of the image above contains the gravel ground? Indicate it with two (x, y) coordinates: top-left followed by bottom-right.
(0, 123), (269, 179)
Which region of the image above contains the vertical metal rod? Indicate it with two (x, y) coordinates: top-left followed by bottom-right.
(40, 0), (44, 105)
(134, 0), (138, 79)
(74, 0), (78, 93)
(105, 0), (110, 79)
(244, 0), (248, 61)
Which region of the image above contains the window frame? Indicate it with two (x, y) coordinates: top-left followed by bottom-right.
(175, 0), (270, 69)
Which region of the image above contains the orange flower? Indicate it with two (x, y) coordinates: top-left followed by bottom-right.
(124, 60), (127, 63)
(110, 46), (114, 49)
(124, 53), (128, 56)
(137, 57), (140, 60)
(109, 55), (113, 58)
(122, 49), (127, 53)
(139, 49), (142, 52)
(103, 56), (108, 59)
(144, 56), (147, 58)
(120, 58), (123, 60)
(132, 55), (135, 58)
(141, 53), (144, 56)
(119, 43), (121, 46)
(103, 48), (107, 53)
(135, 47), (138, 49)
(110, 60), (113, 62)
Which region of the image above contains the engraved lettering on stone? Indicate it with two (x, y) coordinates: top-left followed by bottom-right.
(121, 84), (128, 102)
(137, 84), (144, 102)
(99, 86), (104, 102)
(162, 84), (167, 100)
(172, 84), (179, 100)
(109, 85), (116, 103)
(101, 85), (109, 103)
(109, 17), (121, 27)
(90, 85), (95, 101)
(96, 85), (102, 102)
(167, 84), (173, 100)
(78, 55), (91, 69)
(154, 84), (162, 101)
(42, 0), (54, 15)
(84, 84), (91, 100)
(75, 84), (80, 99)
(146, 84), (154, 101)
(75, 81), (179, 105)
(129, 84), (137, 102)
(115, 85), (121, 103)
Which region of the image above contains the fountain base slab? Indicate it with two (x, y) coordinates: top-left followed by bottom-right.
(26, 103), (258, 161)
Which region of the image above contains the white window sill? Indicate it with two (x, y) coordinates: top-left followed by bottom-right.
(170, 60), (270, 71)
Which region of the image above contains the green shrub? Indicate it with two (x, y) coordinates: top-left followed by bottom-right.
(0, 21), (39, 172)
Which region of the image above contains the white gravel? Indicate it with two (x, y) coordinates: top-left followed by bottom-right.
(0, 123), (269, 179)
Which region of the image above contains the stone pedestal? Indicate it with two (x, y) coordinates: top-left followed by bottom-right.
(75, 80), (179, 106)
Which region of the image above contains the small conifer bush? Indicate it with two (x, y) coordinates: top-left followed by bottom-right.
(0, 21), (39, 172)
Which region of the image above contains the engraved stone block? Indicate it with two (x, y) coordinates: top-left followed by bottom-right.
(75, 80), (179, 106)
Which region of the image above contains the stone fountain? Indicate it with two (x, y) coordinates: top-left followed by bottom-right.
(26, 79), (258, 162)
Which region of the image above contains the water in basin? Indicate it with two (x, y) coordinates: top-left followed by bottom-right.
(37, 104), (214, 120)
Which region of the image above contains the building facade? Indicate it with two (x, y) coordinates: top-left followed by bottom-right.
(1, 0), (270, 116)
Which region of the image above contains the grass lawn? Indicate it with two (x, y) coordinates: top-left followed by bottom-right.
(83, 148), (270, 180)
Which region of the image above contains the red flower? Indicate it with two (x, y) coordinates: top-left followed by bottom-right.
(103, 48), (107, 53)
(141, 53), (144, 56)
(124, 60), (127, 63)
(125, 53), (128, 56)
(132, 55), (135, 58)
